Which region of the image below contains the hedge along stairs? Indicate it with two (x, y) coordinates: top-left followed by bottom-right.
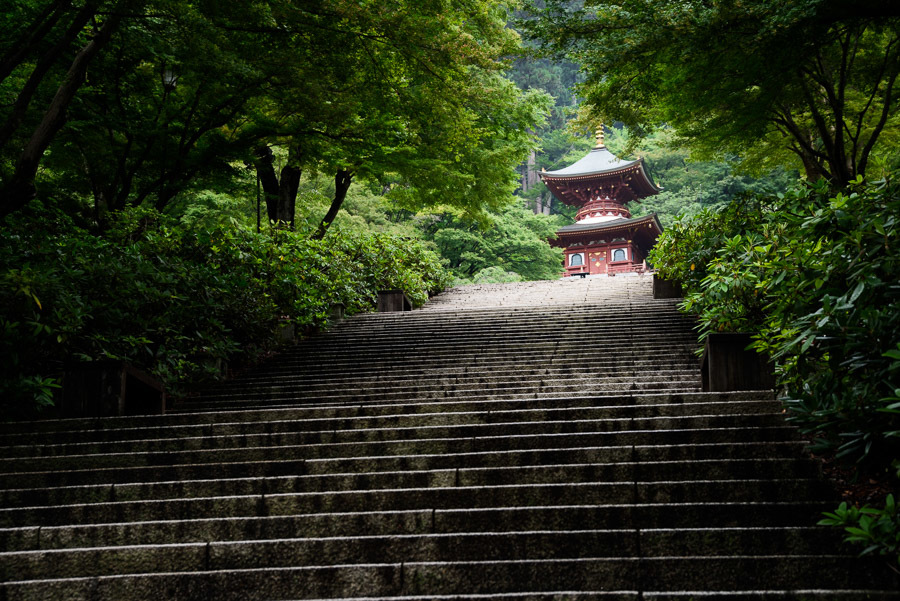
(1, 276), (898, 600)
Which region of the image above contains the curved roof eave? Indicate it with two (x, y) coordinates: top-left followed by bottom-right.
(541, 146), (641, 179)
(540, 147), (661, 196)
(556, 213), (664, 237)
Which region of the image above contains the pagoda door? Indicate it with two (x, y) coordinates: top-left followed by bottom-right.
(587, 250), (607, 275)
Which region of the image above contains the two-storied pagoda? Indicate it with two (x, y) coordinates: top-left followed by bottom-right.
(540, 128), (662, 276)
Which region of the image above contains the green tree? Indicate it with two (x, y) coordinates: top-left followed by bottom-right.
(423, 204), (564, 281)
(604, 127), (798, 225)
(1, 0), (550, 231)
(527, 0), (900, 187)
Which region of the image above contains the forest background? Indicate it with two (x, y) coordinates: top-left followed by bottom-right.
(3, 0), (900, 563)
(0, 0), (801, 414)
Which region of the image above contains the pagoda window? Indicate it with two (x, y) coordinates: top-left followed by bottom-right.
(569, 253), (584, 267)
(612, 248), (627, 262)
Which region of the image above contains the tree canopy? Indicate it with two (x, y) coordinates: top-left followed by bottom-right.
(0, 0), (550, 228)
(526, 0), (900, 187)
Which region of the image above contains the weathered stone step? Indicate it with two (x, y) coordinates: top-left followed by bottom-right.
(340, 317), (693, 337)
(0, 477), (831, 528)
(0, 501), (833, 552)
(206, 368), (701, 392)
(0, 423), (799, 476)
(0, 398), (778, 448)
(0, 391), (775, 436)
(291, 329), (698, 350)
(315, 329), (698, 348)
(0, 413), (790, 465)
(236, 362), (700, 386)
(239, 356), (699, 380)
(197, 373), (703, 395)
(201, 370), (702, 395)
(0, 527), (850, 582)
(237, 357), (702, 378)
(2, 555), (894, 600)
(0, 458), (820, 507)
(0, 410), (782, 459)
(184, 380), (703, 408)
(0, 439), (803, 491)
(177, 387), (707, 412)
(246, 341), (700, 363)
(281, 593), (900, 601)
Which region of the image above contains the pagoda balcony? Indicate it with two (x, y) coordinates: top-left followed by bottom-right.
(575, 200), (631, 222)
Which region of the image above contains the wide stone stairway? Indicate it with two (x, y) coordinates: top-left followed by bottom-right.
(1, 276), (897, 599)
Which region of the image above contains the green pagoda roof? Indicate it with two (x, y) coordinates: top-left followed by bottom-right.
(542, 146), (643, 179)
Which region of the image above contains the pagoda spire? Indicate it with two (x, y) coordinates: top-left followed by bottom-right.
(594, 124), (605, 149)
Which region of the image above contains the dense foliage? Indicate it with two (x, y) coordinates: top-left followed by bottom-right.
(1, 0), (549, 230)
(423, 205), (564, 283)
(650, 178), (900, 467)
(527, 0), (900, 186)
(650, 177), (900, 562)
(821, 468), (900, 569)
(0, 201), (449, 417)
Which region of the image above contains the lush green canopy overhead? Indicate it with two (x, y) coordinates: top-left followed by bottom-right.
(0, 0), (550, 227)
(526, 0), (900, 186)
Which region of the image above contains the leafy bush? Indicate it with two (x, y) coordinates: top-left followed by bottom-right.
(819, 461), (900, 569)
(0, 203), (449, 417)
(648, 178), (900, 467)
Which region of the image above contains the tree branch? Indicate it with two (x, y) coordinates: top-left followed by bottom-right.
(0, 10), (122, 218)
(0, 0), (72, 85)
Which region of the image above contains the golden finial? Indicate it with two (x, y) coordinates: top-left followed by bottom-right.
(595, 124), (605, 148)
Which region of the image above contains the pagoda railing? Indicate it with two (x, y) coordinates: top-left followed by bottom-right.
(575, 199), (631, 222)
(607, 262), (647, 275)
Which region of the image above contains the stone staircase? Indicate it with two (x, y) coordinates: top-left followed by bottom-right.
(1, 275), (897, 600)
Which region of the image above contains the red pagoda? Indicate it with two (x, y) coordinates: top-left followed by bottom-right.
(540, 128), (662, 276)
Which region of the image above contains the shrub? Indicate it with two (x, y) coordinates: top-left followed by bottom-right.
(648, 178), (900, 467)
(0, 203), (449, 417)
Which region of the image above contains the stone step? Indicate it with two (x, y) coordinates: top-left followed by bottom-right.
(0, 411), (793, 466)
(0, 391), (774, 436)
(176, 387), (710, 413)
(226, 361), (702, 385)
(0, 400), (781, 458)
(3, 276), (893, 599)
(193, 377), (703, 403)
(0, 410), (785, 459)
(205, 368), (701, 390)
(184, 381), (703, 407)
(201, 369), (703, 392)
(288, 330), (698, 349)
(0, 398), (778, 448)
(0, 501), (834, 551)
(238, 355), (700, 377)
(0, 439), (803, 490)
(0, 458), (821, 507)
(1, 556), (895, 600)
(246, 340), (700, 360)
(0, 478), (831, 528)
(0, 424), (799, 475)
(0, 527), (850, 581)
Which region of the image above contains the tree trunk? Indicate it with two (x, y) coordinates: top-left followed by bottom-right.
(277, 164), (301, 229)
(798, 150), (828, 183)
(254, 145), (302, 228)
(0, 2), (96, 150)
(312, 169), (353, 240)
(254, 145), (280, 222)
(0, 11), (122, 219)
